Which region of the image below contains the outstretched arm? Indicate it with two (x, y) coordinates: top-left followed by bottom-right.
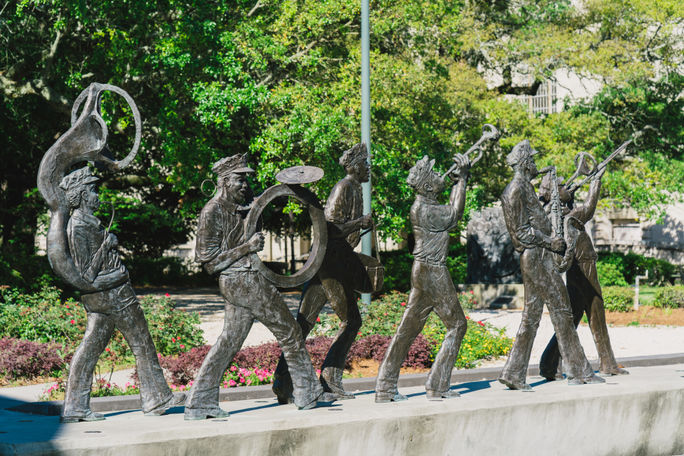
(572, 168), (605, 224)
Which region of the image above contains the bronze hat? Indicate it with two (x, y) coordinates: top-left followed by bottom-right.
(212, 153), (255, 177)
(59, 167), (99, 192)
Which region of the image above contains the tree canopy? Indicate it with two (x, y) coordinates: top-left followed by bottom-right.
(1, 0), (682, 260)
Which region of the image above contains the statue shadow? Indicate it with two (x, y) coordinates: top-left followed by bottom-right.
(0, 395), (63, 453)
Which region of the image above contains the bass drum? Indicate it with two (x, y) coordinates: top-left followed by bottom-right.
(244, 183), (327, 288)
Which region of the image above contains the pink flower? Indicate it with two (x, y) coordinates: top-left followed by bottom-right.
(180, 344), (185, 349)
(246, 379), (252, 385)
(165, 293), (170, 298)
(316, 316), (321, 323)
(478, 321), (485, 327)
(400, 302), (406, 306)
(65, 304), (69, 308)
(230, 365), (237, 372)
(69, 319), (75, 324)
(171, 337), (176, 342)
(228, 379), (236, 387)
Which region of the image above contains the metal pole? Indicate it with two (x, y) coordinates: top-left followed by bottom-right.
(360, 0), (372, 306)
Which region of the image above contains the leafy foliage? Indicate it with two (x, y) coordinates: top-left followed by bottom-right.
(596, 251), (677, 285)
(597, 261), (629, 287)
(602, 286), (635, 312)
(0, 337), (66, 381)
(2, 0), (682, 265)
(652, 286), (684, 309)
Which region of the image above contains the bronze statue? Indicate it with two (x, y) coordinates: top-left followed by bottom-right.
(375, 154), (470, 402)
(499, 140), (604, 390)
(272, 143), (378, 403)
(185, 154), (334, 420)
(538, 152), (629, 380)
(36, 84), (183, 423)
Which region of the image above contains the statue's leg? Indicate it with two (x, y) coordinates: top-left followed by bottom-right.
(499, 250), (543, 390)
(540, 261), (586, 380)
(318, 276), (361, 397)
(255, 274), (323, 409)
(580, 261), (627, 375)
(273, 277), (326, 404)
(541, 251), (597, 383)
(62, 311), (115, 421)
(115, 302), (174, 414)
(185, 275), (253, 420)
(375, 283), (431, 401)
(428, 268), (467, 397)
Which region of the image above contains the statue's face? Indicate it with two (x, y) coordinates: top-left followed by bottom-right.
(523, 156), (538, 177)
(82, 183), (100, 211)
(223, 172), (249, 204)
(349, 159), (370, 183)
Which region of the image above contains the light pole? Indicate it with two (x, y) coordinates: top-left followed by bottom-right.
(360, 0), (372, 306)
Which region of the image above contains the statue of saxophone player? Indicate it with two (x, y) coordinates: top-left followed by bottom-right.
(538, 150), (629, 380)
(375, 153), (470, 402)
(272, 143), (378, 403)
(185, 154), (335, 420)
(36, 83), (183, 423)
(499, 140), (604, 390)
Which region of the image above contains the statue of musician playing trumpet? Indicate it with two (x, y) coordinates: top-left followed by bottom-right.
(538, 142), (632, 381)
(375, 125), (498, 402)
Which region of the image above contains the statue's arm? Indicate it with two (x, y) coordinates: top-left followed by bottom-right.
(574, 178), (602, 224)
(325, 181), (371, 236)
(69, 224), (128, 290)
(503, 188), (554, 250)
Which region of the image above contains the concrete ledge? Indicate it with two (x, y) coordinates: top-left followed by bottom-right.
(1, 364), (683, 456)
(7, 353), (684, 417)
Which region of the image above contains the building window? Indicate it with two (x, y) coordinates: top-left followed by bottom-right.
(522, 80), (557, 115)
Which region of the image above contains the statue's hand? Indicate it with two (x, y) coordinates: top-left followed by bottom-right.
(104, 233), (119, 249)
(248, 232), (265, 253)
(359, 214), (373, 230)
(550, 237), (566, 254)
(449, 153), (470, 179)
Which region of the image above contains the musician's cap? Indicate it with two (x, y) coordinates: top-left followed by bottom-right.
(407, 155), (436, 189)
(59, 167), (99, 192)
(506, 139), (537, 167)
(339, 143), (368, 168)
(212, 153), (254, 177)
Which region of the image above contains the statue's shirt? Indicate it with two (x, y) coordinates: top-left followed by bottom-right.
(195, 196), (251, 271)
(67, 209), (135, 312)
(325, 176), (363, 248)
(411, 195), (460, 266)
(501, 176), (553, 253)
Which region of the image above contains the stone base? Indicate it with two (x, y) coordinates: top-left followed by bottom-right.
(2, 364), (683, 456)
(463, 283), (524, 309)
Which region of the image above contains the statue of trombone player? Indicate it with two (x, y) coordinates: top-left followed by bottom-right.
(538, 141), (632, 380)
(375, 125), (498, 402)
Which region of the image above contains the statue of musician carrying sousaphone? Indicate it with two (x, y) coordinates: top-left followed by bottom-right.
(272, 143), (383, 403)
(537, 140), (632, 381)
(37, 83), (184, 423)
(375, 125), (498, 402)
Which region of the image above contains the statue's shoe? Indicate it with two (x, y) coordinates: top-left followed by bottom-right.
(499, 376), (533, 391)
(184, 407), (230, 420)
(144, 392), (186, 416)
(272, 379), (294, 405)
(375, 391), (408, 403)
(568, 373), (606, 385)
(426, 389), (461, 401)
(298, 392), (339, 410)
(320, 367), (355, 400)
(600, 366), (629, 376)
(60, 410), (105, 423)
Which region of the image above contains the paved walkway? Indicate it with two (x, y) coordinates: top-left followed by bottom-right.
(3, 288), (684, 404)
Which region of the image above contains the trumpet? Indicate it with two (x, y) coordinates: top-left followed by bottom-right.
(566, 140), (632, 194)
(442, 124), (500, 179)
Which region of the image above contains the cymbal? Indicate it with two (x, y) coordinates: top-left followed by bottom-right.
(275, 166), (324, 184)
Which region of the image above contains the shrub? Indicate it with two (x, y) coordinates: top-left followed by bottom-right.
(0, 287), (204, 364)
(652, 286), (684, 309)
(602, 286), (634, 312)
(597, 251), (676, 285)
(0, 338), (66, 380)
(379, 251), (413, 292)
(314, 291), (512, 369)
(597, 261), (628, 287)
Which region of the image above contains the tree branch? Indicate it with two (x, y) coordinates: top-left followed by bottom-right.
(0, 74), (71, 114)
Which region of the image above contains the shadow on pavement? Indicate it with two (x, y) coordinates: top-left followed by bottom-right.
(0, 394), (62, 455)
